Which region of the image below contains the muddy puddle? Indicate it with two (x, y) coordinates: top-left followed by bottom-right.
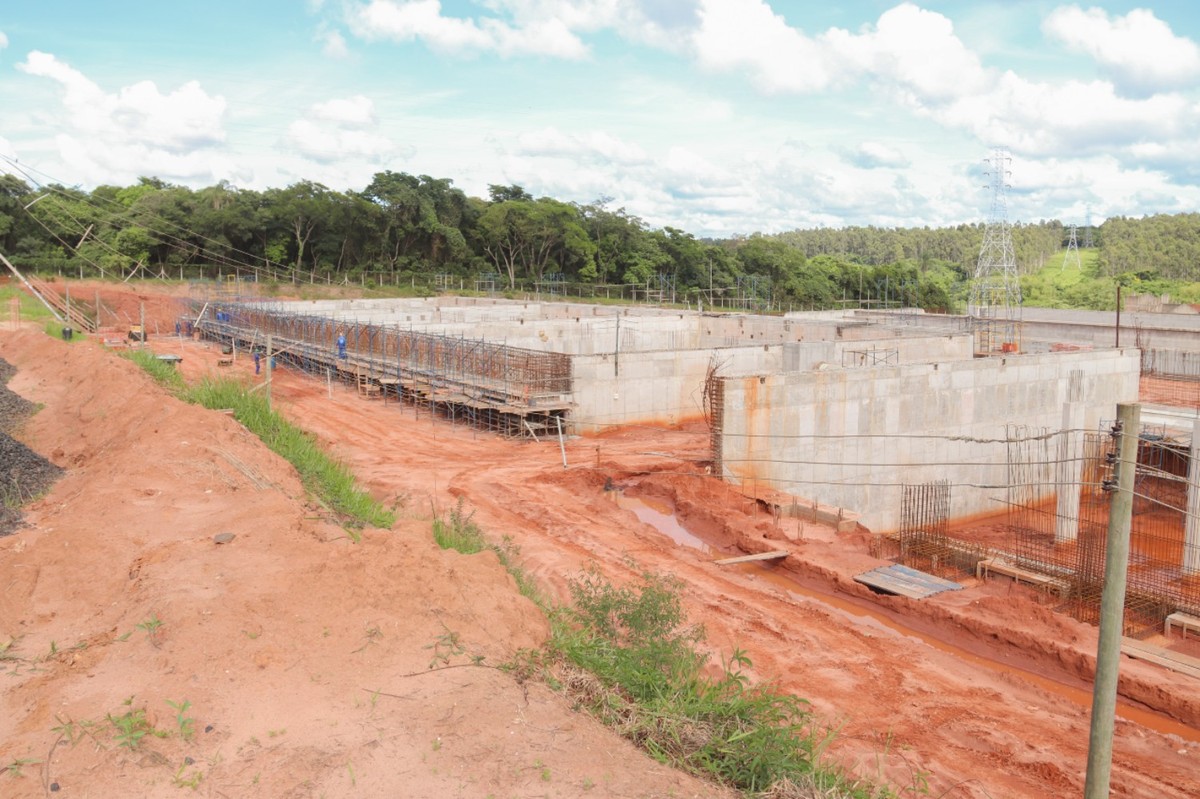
(611, 490), (714, 554)
(611, 487), (1200, 743)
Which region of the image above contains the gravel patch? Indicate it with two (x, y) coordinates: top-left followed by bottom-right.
(0, 357), (62, 536)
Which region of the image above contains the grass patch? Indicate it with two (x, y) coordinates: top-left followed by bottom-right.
(123, 349), (186, 392)
(43, 321), (84, 342)
(120, 352), (394, 534)
(428, 509), (880, 795)
(432, 499), (543, 605)
(548, 567), (883, 797)
(0, 283), (56, 323)
(185, 378), (395, 532)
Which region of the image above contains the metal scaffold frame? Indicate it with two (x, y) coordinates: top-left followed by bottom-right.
(896, 422), (1200, 637)
(194, 302), (573, 438)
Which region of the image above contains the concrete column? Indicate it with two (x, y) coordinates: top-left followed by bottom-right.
(1055, 402), (1085, 544)
(1184, 418), (1200, 575)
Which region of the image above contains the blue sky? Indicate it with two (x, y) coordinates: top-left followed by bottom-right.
(2, 1), (1199, 237)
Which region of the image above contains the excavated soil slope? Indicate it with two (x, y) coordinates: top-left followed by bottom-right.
(0, 327), (726, 799)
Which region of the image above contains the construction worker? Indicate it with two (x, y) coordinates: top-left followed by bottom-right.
(253, 350), (261, 375)
(337, 333), (347, 360)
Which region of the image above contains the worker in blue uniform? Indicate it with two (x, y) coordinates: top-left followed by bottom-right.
(337, 333), (347, 359)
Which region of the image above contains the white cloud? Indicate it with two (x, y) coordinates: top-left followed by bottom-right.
(18, 51), (226, 154)
(923, 72), (1196, 157)
(836, 3), (990, 104)
(844, 142), (910, 169)
(1043, 6), (1200, 95)
(287, 97), (397, 164)
(0, 30), (8, 49)
(345, 1), (702, 56)
(310, 95), (377, 128)
(514, 127), (649, 165)
(13, 51), (230, 185)
(487, 0), (703, 50)
(690, 0), (843, 92)
(687, 2), (993, 101)
(286, 120), (395, 164)
(348, 0), (587, 58)
(322, 30), (350, 58)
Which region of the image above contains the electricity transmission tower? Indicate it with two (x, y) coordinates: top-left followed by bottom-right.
(968, 148), (1022, 354)
(1083, 205), (1094, 248)
(1062, 224), (1082, 272)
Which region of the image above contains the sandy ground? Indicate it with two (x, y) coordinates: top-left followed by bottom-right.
(1, 285), (1199, 798)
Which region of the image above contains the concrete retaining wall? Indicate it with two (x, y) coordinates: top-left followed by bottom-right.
(717, 348), (1141, 530)
(572, 345), (783, 432)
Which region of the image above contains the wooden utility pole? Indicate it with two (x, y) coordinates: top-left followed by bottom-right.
(1083, 402), (1140, 799)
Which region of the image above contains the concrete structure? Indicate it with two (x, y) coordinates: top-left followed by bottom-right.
(237, 297), (974, 433)
(207, 296), (1148, 532)
(848, 307), (1200, 353)
(713, 348), (1140, 531)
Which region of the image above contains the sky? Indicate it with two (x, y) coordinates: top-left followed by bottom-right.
(2, 1), (1199, 238)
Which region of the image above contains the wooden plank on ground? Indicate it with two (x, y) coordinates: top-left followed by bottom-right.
(1121, 639), (1200, 680)
(713, 550), (789, 566)
(854, 564), (963, 599)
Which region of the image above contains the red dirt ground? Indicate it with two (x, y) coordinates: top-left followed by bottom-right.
(2, 287), (1199, 798)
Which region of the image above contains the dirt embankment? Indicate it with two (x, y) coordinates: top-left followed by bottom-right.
(0, 327), (726, 799)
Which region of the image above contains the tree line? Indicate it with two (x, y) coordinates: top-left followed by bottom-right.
(1, 171), (1196, 311)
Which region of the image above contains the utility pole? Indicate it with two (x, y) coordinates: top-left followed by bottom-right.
(1083, 402), (1140, 799)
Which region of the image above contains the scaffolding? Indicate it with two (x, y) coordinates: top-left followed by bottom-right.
(535, 272), (567, 299)
(474, 273), (500, 295)
(736, 275), (765, 312)
(888, 421), (1200, 636)
(642, 272), (676, 306)
(194, 302), (573, 438)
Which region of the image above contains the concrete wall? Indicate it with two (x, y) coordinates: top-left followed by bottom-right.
(853, 308), (1200, 354)
(717, 348), (1141, 531)
(572, 345), (783, 432)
